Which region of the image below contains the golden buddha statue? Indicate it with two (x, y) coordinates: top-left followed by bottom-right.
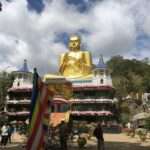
(59, 35), (92, 78)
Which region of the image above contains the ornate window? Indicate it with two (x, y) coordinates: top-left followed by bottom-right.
(100, 79), (103, 84)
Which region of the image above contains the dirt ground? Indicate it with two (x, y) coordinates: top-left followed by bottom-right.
(69, 133), (150, 150)
(1, 133), (150, 150)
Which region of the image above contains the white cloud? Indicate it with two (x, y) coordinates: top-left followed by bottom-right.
(82, 0), (136, 57)
(143, 16), (150, 36)
(0, 0), (150, 75)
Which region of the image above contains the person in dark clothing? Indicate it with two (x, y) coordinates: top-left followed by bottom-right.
(59, 120), (68, 150)
(7, 124), (13, 143)
(93, 122), (105, 150)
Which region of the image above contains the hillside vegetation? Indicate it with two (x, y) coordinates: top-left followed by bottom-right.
(107, 55), (150, 99)
(107, 56), (150, 123)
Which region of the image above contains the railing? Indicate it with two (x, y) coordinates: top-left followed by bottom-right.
(6, 111), (29, 116)
(71, 110), (113, 116)
(6, 99), (30, 104)
(70, 98), (114, 103)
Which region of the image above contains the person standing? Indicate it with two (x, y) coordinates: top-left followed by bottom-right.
(127, 122), (131, 129)
(93, 122), (105, 150)
(1, 124), (8, 147)
(7, 124), (13, 143)
(59, 120), (68, 150)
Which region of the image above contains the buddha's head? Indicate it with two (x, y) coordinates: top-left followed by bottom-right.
(68, 35), (81, 51)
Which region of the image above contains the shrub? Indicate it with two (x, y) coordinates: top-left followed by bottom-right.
(130, 130), (135, 137)
(145, 117), (150, 131)
(77, 136), (87, 149)
(137, 129), (147, 142)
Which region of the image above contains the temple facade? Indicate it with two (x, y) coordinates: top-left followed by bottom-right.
(44, 35), (118, 124)
(6, 60), (32, 123)
(70, 55), (118, 122)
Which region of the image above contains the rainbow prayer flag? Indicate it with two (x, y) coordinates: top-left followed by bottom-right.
(26, 68), (53, 150)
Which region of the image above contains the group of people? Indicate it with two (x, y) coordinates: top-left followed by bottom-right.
(57, 121), (105, 150)
(0, 124), (13, 147)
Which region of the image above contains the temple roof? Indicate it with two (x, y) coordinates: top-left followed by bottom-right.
(95, 55), (107, 69)
(18, 59), (29, 72)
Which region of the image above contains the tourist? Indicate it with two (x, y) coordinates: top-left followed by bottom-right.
(59, 120), (68, 150)
(127, 122), (131, 129)
(7, 124), (14, 143)
(93, 122), (105, 150)
(1, 124), (8, 147)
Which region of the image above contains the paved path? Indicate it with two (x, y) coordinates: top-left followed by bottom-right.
(1, 133), (150, 150)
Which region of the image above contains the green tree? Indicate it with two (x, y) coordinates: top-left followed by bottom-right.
(142, 75), (150, 92)
(107, 56), (150, 123)
(145, 117), (150, 131)
(107, 56), (150, 97)
(120, 113), (130, 125)
(0, 71), (14, 111)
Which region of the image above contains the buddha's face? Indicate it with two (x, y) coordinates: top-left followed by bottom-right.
(68, 36), (80, 51)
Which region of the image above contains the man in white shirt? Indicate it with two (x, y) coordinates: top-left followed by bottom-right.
(1, 125), (8, 147)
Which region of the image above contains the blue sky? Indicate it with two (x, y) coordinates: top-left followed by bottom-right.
(0, 0), (150, 74)
(27, 0), (96, 13)
(27, 0), (45, 13)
